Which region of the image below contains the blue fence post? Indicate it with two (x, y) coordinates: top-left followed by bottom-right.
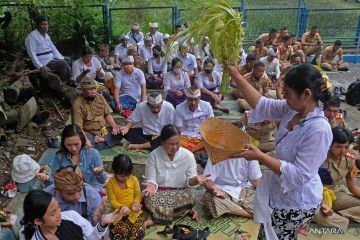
(295, 0), (301, 38)
(102, 4), (111, 44)
(241, 0), (246, 24)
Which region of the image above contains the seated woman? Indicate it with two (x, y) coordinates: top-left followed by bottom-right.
(146, 45), (167, 89)
(52, 124), (106, 192)
(196, 58), (229, 113)
(20, 190), (120, 240)
(164, 58), (191, 108)
(72, 46), (105, 87)
(143, 124), (210, 225)
(202, 156), (262, 219)
(313, 126), (360, 232)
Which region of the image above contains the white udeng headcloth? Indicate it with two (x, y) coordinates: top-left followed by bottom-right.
(185, 87), (201, 98)
(147, 93), (163, 105)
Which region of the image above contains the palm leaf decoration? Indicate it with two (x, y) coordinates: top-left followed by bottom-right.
(168, 0), (244, 94)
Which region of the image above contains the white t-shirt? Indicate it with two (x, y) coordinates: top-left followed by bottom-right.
(139, 45), (154, 62)
(128, 101), (175, 136)
(72, 57), (104, 81)
(114, 44), (128, 61)
(148, 57), (167, 74)
(204, 158), (262, 200)
(259, 56), (281, 79)
(195, 70), (222, 92)
(175, 53), (197, 74)
(115, 68), (146, 101)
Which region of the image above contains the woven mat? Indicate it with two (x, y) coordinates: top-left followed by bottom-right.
(100, 145), (150, 164)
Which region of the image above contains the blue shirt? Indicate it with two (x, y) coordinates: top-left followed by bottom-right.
(44, 183), (102, 226)
(52, 147), (106, 190)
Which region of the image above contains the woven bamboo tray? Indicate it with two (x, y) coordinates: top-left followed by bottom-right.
(200, 118), (250, 164)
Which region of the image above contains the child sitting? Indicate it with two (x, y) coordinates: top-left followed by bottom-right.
(11, 154), (51, 192)
(106, 154), (145, 240)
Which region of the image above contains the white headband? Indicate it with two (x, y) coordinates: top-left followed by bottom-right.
(268, 48), (277, 57)
(185, 88), (201, 98)
(147, 93), (162, 105)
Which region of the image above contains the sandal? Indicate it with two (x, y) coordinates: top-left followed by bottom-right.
(157, 226), (173, 237)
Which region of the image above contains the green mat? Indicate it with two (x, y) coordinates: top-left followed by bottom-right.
(100, 145), (150, 164)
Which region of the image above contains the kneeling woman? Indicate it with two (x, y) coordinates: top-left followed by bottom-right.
(314, 126), (360, 232)
(21, 190), (121, 240)
(143, 124), (210, 225)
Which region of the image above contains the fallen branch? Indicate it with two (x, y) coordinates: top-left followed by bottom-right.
(49, 97), (65, 121)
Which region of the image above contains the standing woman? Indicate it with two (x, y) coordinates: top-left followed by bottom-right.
(196, 58), (229, 113)
(52, 124), (107, 191)
(228, 63), (332, 239)
(164, 58), (191, 107)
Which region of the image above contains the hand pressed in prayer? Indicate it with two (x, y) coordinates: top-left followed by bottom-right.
(226, 64), (239, 75)
(120, 205), (131, 216)
(175, 90), (183, 96)
(142, 182), (157, 197)
(212, 94), (221, 104)
(93, 165), (104, 174)
(35, 173), (50, 181)
(101, 209), (122, 226)
(194, 174), (211, 185)
(93, 198), (107, 224)
(131, 202), (142, 213)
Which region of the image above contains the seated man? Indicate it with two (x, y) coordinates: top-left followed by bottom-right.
(230, 54), (257, 98)
(240, 111), (276, 153)
(313, 127), (360, 232)
(139, 35), (154, 64)
(147, 22), (163, 46)
(321, 40), (349, 71)
(72, 46), (105, 86)
(290, 34), (305, 62)
(44, 169), (105, 226)
(175, 87), (214, 152)
(72, 79), (122, 150)
(271, 26), (289, 47)
(259, 48), (281, 83)
(277, 35), (294, 68)
(237, 62), (270, 110)
(194, 36), (211, 60)
(127, 23), (144, 47)
(255, 28), (278, 48)
(114, 34), (129, 66)
(248, 39), (268, 61)
(301, 25), (323, 64)
(25, 16), (71, 83)
(119, 92), (175, 151)
(113, 55), (147, 112)
(127, 44), (147, 72)
(323, 96), (346, 128)
(202, 156), (262, 219)
(94, 43), (116, 94)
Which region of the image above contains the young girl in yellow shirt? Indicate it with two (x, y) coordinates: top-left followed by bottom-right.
(106, 154), (145, 240)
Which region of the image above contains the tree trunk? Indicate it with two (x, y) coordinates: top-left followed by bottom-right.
(29, 72), (77, 106)
(5, 109), (19, 129)
(20, 97), (37, 130)
(3, 76), (34, 105)
(0, 105), (6, 127)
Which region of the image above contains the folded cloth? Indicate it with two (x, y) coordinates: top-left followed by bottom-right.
(323, 187), (336, 209)
(253, 170), (278, 240)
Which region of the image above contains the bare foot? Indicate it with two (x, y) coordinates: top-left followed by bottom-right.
(144, 217), (154, 229)
(190, 209), (200, 221)
(128, 144), (140, 150)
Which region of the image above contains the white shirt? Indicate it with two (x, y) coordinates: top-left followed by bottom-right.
(25, 29), (64, 68)
(164, 71), (191, 93)
(204, 158), (262, 200)
(127, 31), (144, 46)
(175, 53), (197, 74)
(175, 100), (214, 138)
(148, 31), (163, 46)
(128, 101), (175, 136)
(145, 146), (197, 188)
(249, 96), (332, 210)
(195, 71), (222, 92)
(72, 57), (104, 82)
(148, 56), (167, 74)
(114, 44), (128, 61)
(194, 44), (211, 59)
(139, 45), (153, 61)
(115, 68), (146, 101)
(259, 56), (281, 79)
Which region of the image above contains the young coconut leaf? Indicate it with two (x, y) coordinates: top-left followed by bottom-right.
(167, 0), (244, 94)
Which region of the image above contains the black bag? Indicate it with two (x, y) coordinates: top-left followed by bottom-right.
(346, 79), (360, 106)
(172, 224), (210, 240)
